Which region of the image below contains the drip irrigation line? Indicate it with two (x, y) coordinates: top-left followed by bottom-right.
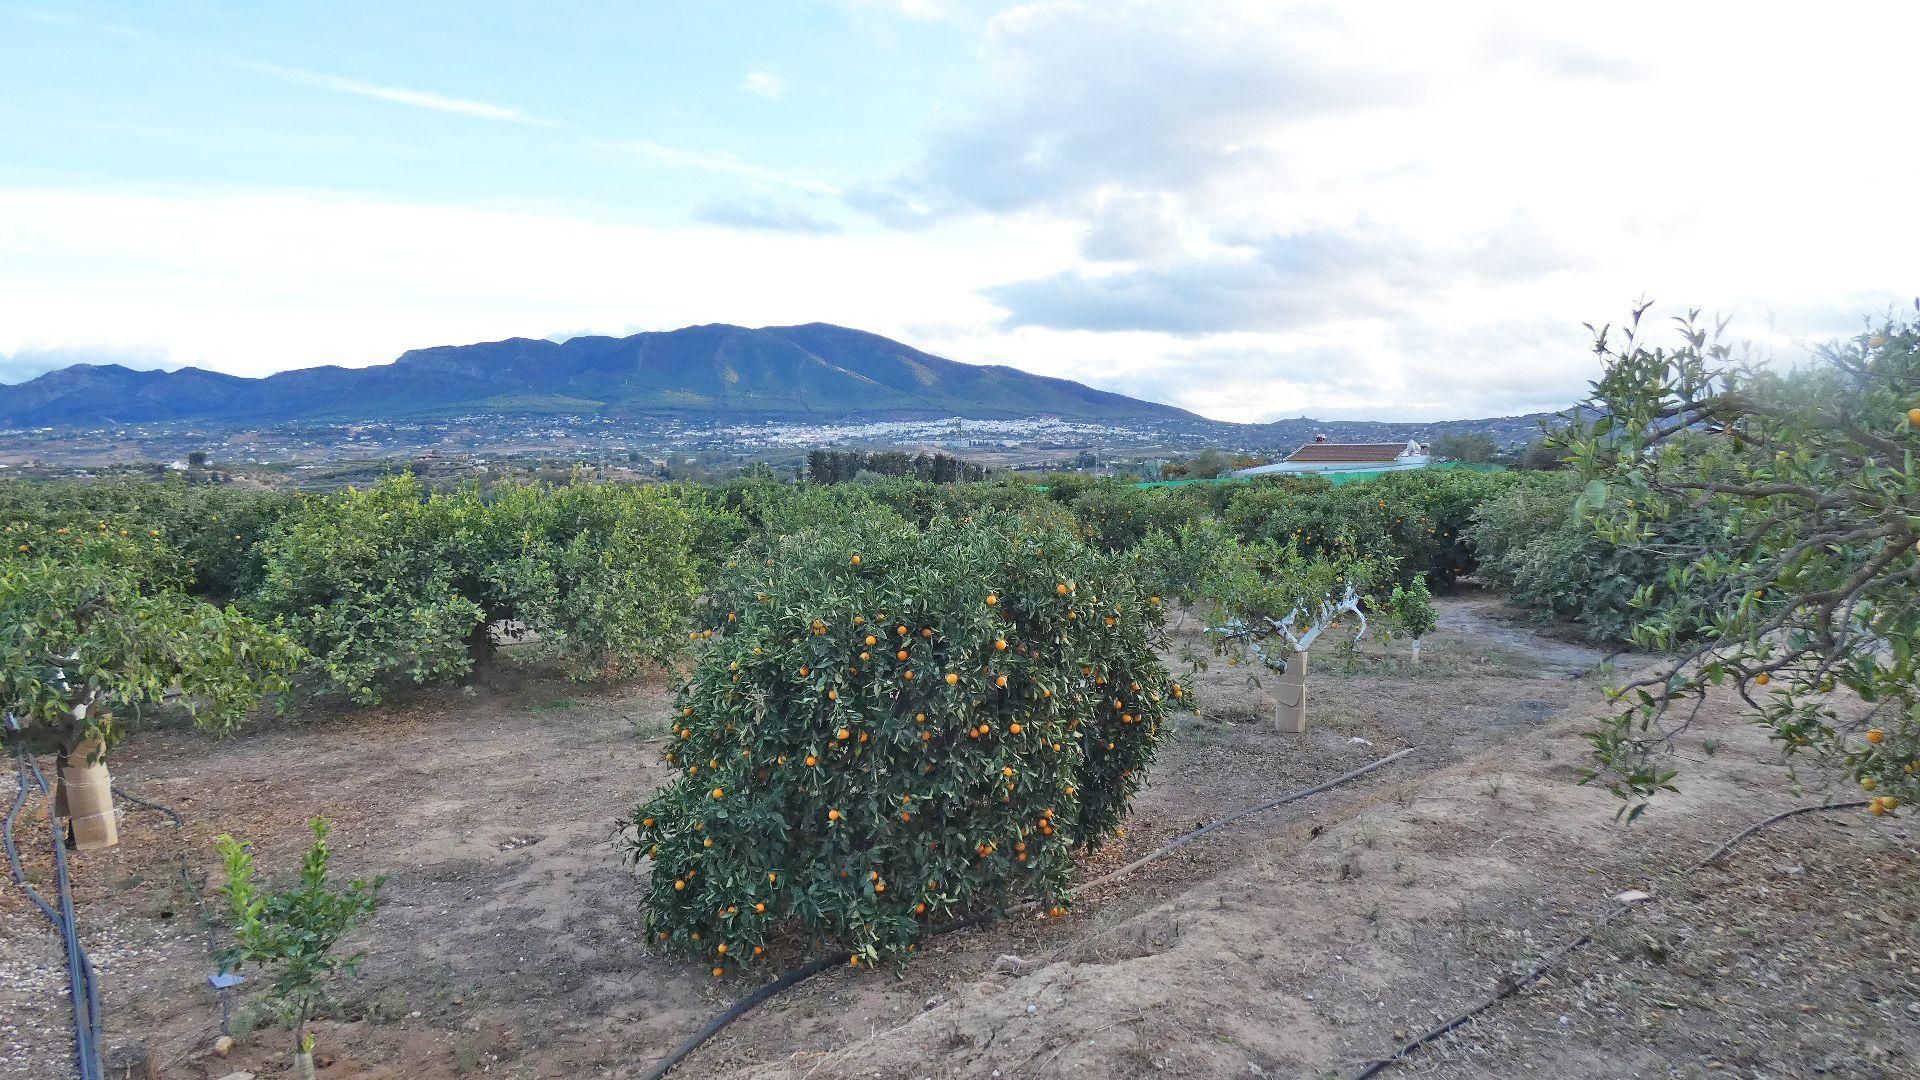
(635, 912), (993, 1080)
(637, 747), (1416, 1080)
(1063, 747), (1414, 902)
(6, 749), (105, 1080)
(111, 785), (183, 827)
(1346, 798), (1873, 1080)
(51, 796), (104, 1080)
(5, 754), (58, 920)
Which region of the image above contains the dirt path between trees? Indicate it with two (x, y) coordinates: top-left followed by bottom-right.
(3, 590), (1914, 1079)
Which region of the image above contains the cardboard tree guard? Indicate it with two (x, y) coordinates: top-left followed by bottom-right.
(1274, 649), (1308, 734)
(60, 739), (118, 850)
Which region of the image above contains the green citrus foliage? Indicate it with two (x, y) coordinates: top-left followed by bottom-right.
(449, 480), (705, 677)
(1, 527), (299, 753)
(863, 477), (1062, 531)
(251, 476), (485, 702)
(1385, 574), (1437, 642)
(217, 817), (384, 1048)
(0, 477), (296, 601)
(1129, 510), (1436, 675)
(1068, 483), (1211, 552)
(2, 462), (1498, 743)
(1468, 473), (1725, 643)
(623, 511), (1183, 969)
(251, 475), (701, 703)
(1223, 470), (1510, 589)
(1565, 305), (1920, 819)
(698, 476), (902, 545)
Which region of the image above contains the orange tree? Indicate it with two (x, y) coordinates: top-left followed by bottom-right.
(1222, 470), (1509, 589)
(250, 476), (487, 703)
(0, 477), (297, 602)
(1067, 481), (1213, 552)
(1568, 305), (1920, 819)
(622, 510), (1185, 972)
(251, 475), (701, 702)
(1, 528), (298, 756)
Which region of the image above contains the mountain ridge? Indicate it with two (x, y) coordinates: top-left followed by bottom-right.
(0, 323), (1199, 427)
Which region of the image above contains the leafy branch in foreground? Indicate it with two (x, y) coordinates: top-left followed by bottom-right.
(1566, 301), (1920, 820)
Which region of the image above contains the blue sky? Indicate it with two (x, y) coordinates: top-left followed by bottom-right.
(2, 1), (1915, 421)
(0, 3), (948, 215)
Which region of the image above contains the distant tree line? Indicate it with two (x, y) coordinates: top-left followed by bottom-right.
(806, 449), (986, 485)
(1160, 449), (1265, 480)
(1431, 432), (1497, 463)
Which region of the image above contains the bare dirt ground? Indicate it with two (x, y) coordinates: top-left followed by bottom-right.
(4, 588), (1915, 1079)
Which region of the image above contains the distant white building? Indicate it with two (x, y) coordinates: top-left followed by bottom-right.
(1232, 436), (1431, 478)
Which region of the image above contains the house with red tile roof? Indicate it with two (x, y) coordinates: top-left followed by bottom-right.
(1231, 436), (1430, 477)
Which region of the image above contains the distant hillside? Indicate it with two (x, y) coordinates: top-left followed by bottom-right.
(1235, 413), (1561, 453)
(0, 323), (1197, 427)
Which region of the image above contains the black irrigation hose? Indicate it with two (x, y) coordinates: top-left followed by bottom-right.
(1346, 799), (1874, 1080)
(635, 954), (846, 1080)
(7, 750), (105, 1080)
(634, 912), (993, 1080)
(5, 754), (57, 921)
(51, 798), (105, 1080)
(636, 747), (1417, 1080)
(112, 785), (183, 827)
(1061, 747), (1415, 903)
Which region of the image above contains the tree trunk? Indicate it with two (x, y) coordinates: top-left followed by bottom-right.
(52, 747), (70, 818)
(294, 1021), (317, 1080)
(466, 619), (496, 669)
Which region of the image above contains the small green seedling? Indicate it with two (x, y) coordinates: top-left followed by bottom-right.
(216, 817), (383, 1080)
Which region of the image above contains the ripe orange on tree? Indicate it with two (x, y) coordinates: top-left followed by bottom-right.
(626, 511), (1183, 971)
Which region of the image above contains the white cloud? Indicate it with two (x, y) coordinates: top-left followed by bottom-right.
(598, 139), (840, 195)
(10, 1), (1920, 424)
(250, 63), (552, 125)
(840, 0), (950, 20)
(693, 197), (842, 235)
(740, 71), (786, 99)
(0, 186), (1066, 381)
(1078, 192), (1185, 263)
(854, 0), (1920, 415)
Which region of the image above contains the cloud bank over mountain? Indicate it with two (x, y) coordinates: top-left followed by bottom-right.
(1, 1), (1913, 421)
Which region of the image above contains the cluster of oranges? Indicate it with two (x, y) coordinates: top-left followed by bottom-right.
(628, 513), (1180, 976)
(1858, 729), (1911, 815)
